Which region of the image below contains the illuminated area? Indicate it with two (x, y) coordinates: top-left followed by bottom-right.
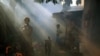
(0, 0), (83, 45)
(0, 0), (64, 40)
(71, 0), (84, 6)
(81, 0), (84, 6)
(0, 0), (84, 56)
(70, 0), (77, 6)
(1, 0), (100, 56)
(61, 0), (65, 5)
(61, 0), (84, 6)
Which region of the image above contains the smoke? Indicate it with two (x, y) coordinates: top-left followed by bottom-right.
(0, 0), (66, 42)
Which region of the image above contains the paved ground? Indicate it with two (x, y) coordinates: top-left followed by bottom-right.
(34, 43), (67, 56)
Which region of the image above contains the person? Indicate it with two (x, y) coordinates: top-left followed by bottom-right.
(21, 17), (33, 44)
(45, 36), (52, 56)
(56, 24), (62, 45)
(21, 17), (34, 56)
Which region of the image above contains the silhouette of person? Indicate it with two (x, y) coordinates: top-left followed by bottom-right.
(45, 36), (52, 56)
(21, 17), (33, 45)
(56, 24), (62, 45)
(21, 17), (34, 56)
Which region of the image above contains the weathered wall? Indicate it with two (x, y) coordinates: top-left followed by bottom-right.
(80, 0), (100, 56)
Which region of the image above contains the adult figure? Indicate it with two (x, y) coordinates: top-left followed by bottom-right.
(21, 17), (34, 56)
(56, 24), (62, 45)
(45, 36), (52, 56)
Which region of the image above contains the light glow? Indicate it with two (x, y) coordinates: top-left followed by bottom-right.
(61, 0), (65, 5)
(70, 0), (77, 6)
